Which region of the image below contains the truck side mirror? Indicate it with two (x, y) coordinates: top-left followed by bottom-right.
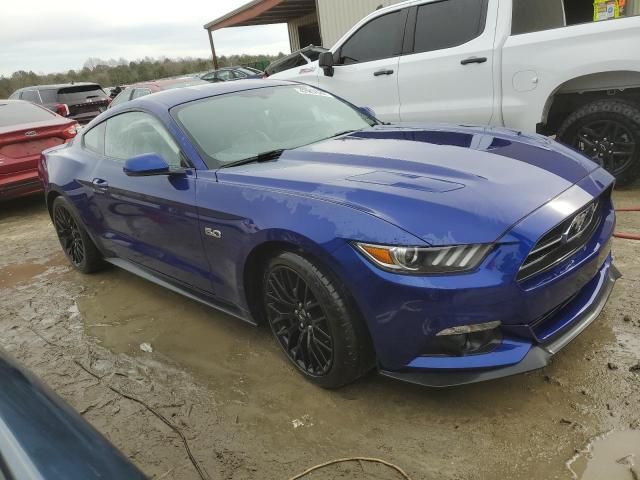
(318, 52), (335, 77)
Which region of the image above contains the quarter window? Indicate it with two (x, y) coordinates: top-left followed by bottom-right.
(83, 122), (106, 155)
(339, 10), (406, 65)
(413, 0), (488, 54)
(104, 112), (182, 166)
(131, 88), (152, 100)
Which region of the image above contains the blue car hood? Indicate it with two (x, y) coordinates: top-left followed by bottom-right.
(216, 125), (599, 245)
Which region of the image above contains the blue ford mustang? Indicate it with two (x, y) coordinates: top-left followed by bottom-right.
(40, 80), (619, 388)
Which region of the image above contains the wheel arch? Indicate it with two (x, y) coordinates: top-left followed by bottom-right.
(241, 232), (345, 324)
(240, 232), (372, 340)
(540, 70), (640, 135)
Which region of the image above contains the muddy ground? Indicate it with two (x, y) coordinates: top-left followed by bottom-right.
(0, 191), (639, 480)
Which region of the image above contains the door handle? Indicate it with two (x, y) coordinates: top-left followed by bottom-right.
(91, 178), (109, 192)
(461, 56), (488, 65)
(374, 69), (395, 77)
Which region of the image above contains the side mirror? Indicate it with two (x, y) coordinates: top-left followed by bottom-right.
(318, 52), (335, 77)
(359, 107), (377, 119)
(124, 153), (183, 177)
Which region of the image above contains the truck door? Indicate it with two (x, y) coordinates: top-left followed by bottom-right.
(317, 8), (409, 123)
(398, 0), (498, 125)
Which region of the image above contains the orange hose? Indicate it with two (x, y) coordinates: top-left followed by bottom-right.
(614, 208), (640, 240)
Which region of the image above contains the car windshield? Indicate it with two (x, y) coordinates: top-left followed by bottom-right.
(0, 101), (55, 127)
(173, 85), (375, 168)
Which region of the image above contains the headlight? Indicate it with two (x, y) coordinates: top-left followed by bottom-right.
(354, 242), (493, 274)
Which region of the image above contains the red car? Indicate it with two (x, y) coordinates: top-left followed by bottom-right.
(0, 100), (78, 201)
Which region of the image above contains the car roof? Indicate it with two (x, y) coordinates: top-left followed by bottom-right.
(129, 77), (208, 91)
(109, 79), (296, 112)
(15, 82), (101, 92)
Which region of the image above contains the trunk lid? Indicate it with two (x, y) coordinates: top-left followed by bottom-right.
(0, 119), (74, 175)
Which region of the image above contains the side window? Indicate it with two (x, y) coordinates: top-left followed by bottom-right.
(83, 122), (107, 155)
(110, 89), (133, 107)
(413, 0), (488, 54)
(104, 112), (182, 167)
(232, 70), (247, 79)
(21, 90), (41, 104)
(339, 10), (406, 65)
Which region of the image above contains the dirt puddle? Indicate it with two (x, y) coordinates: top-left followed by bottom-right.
(72, 264), (640, 479)
(568, 430), (640, 479)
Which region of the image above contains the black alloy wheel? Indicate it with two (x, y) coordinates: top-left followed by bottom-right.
(51, 196), (104, 274)
(558, 99), (640, 186)
(573, 119), (636, 178)
(54, 204), (85, 267)
(262, 252), (374, 388)
(265, 265), (334, 376)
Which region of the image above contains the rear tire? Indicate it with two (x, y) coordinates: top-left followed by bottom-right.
(52, 196), (104, 274)
(263, 252), (374, 389)
(558, 99), (640, 186)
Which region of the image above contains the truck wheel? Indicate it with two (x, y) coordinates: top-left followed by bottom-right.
(558, 99), (640, 186)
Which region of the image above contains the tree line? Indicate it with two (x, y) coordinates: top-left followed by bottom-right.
(0, 54), (284, 98)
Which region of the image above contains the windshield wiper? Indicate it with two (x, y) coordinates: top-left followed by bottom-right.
(329, 129), (359, 139)
(219, 149), (285, 169)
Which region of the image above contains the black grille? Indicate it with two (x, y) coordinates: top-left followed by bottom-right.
(517, 197), (603, 282)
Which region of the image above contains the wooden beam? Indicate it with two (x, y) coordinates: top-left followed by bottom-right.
(207, 29), (219, 70)
(210, 0), (285, 30)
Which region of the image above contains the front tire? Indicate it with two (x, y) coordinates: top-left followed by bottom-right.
(558, 99), (640, 186)
(263, 252), (373, 389)
(52, 196), (104, 274)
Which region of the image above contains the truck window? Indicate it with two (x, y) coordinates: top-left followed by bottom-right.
(339, 10), (406, 65)
(513, 0), (640, 35)
(412, 0), (488, 54)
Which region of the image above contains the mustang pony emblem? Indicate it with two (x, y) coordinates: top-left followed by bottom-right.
(562, 202), (598, 244)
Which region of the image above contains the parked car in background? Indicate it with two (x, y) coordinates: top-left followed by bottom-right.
(0, 348), (145, 479)
(110, 77), (208, 108)
(41, 81), (617, 389)
(0, 100), (77, 201)
(9, 83), (111, 125)
(265, 46), (328, 78)
(281, 0), (640, 185)
(200, 66), (263, 83)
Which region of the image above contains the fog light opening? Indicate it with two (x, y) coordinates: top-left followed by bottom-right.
(424, 322), (503, 357)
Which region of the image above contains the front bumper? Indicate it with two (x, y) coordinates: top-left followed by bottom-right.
(379, 260), (620, 387)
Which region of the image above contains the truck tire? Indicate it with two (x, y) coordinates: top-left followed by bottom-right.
(558, 99), (640, 186)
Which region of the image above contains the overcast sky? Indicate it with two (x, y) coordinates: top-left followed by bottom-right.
(0, 0), (291, 76)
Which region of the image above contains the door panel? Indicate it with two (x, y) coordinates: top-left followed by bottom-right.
(398, 0), (498, 125)
(319, 58), (401, 121)
(91, 160), (211, 292)
(88, 110), (212, 292)
(318, 8), (408, 122)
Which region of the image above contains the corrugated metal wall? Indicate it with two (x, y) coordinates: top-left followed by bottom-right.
(287, 12), (319, 51)
(316, 0), (404, 47)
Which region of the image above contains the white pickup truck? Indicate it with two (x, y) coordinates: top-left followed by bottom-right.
(273, 0), (640, 185)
